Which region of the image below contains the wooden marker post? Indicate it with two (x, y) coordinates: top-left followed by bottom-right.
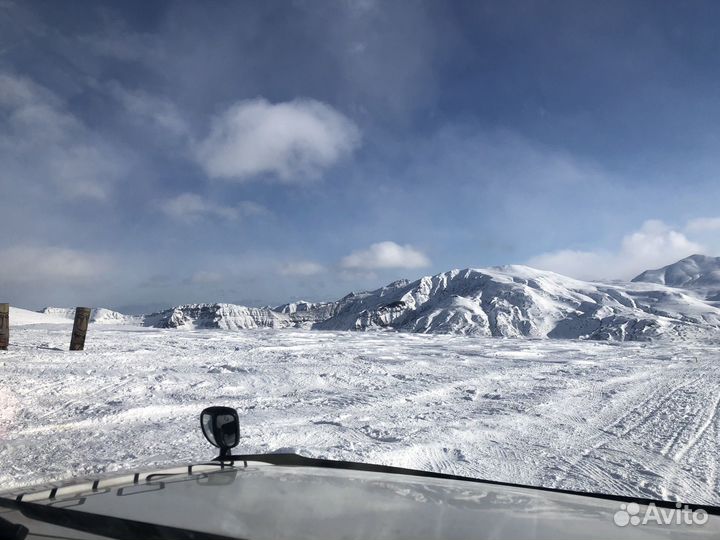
(70, 307), (91, 351)
(0, 303), (8, 350)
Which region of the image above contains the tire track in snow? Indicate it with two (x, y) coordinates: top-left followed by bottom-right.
(540, 366), (715, 499)
(673, 382), (720, 462)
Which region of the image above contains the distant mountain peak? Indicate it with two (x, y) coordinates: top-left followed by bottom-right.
(632, 254), (720, 291)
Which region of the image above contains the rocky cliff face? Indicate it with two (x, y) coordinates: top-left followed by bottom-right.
(273, 301), (339, 327)
(143, 304), (291, 330)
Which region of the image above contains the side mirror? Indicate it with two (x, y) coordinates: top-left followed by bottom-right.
(200, 406), (240, 458)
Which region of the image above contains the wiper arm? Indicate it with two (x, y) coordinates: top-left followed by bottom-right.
(0, 497), (244, 540)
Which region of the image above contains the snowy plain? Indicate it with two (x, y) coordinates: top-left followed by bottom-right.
(1, 321), (719, 506)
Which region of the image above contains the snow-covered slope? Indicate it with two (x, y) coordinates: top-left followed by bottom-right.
(632, 254), (720, 302)
(40, 307), (137, 324)
(314, 266), (720, 341)
(10, 307), (71, 325)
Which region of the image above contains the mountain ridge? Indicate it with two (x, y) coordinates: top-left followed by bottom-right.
(141, 261), (720, 341)
(34, 256), (720, 341)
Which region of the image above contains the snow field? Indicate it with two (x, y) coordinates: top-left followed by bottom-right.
(0, 325), (719, 505)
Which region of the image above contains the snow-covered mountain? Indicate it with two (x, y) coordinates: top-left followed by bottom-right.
(313, 265), (720, 340)
(632, 254), (720, 302)
(141, 261), (720, 341)
(143, 304), (289, 330)
(39, 307), (138, 324)
(32, 257), (714, 340)
(144, 300), (341, 330)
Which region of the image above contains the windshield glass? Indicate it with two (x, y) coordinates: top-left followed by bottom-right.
(1, 0), (719, 526)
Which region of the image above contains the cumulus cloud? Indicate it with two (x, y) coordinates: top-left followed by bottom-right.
(160, 193), (268, 223)
(526, 220), (705, 281)
(0, 246), (112, 286)
(340, 241), (430, 270)
(194, 98), (361, 183)
(0, 72), (124, 200)
(278, 260), (325, 276)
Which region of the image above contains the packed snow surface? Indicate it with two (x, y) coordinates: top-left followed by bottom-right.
(1, 325), (719, 505)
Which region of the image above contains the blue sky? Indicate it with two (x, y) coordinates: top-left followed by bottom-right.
(2, 1), (720, 312)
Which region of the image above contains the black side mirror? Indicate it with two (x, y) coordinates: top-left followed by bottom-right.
(200, 406), (240, 458)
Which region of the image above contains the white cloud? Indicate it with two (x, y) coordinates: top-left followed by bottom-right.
(160, 193), (268, 223)
(526, 220), (704, 281)
(278, 260), (325, 276)
(340, 241), (430, 270)
(685, 217), (720, 233)
(0, 72), (124, 200)
(0, 246), (112, 286)
(195, 98), (361, 183)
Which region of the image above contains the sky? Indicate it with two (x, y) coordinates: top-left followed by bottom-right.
(2, 0), (720, 312)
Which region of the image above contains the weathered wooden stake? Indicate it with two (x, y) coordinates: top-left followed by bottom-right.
(70, 307), (91, 351)
(0, 303), (8, 350)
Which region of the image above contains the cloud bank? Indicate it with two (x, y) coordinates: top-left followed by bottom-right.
(0, 246), (112, 286)
(685, 217), (720, 233)
(526, 220), (707, 281)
